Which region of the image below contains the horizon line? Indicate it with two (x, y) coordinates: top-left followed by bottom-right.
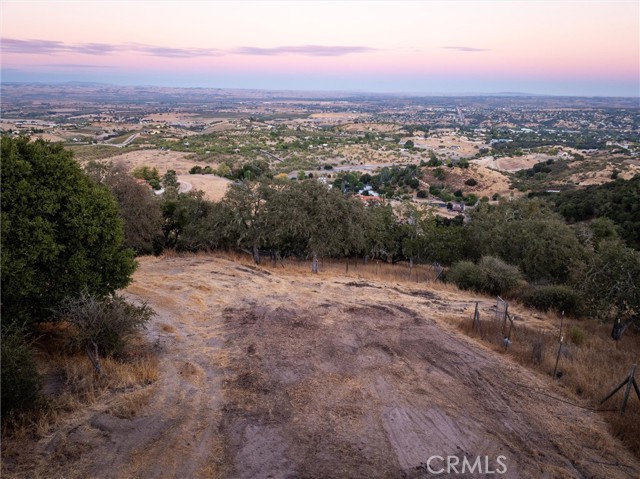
(2, 80), (639, 99)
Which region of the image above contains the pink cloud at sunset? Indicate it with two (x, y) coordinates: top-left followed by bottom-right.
(1, 1), (637, 96)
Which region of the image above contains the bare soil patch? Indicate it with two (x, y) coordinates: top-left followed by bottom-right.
(421, 164), (516, 200)
(416, 134), (485, 158)
(3, 255), (639, 478)
(76, 149), (201, 175)
(176, 174), (231, 201)
(472, 153), (554, 173)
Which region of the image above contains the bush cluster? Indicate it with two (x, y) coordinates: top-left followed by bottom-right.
(1, 327), (40, 418)
(56, 293), (155, 357)
(520, 285), (583, 315)
(446, 256), (523, 296)
(464, 178), (478, 186)
(445, 261), (485, 292)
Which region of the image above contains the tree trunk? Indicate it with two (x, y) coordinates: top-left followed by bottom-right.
(345, 258), (349, 274)
(252, 245), (261, 265)
(612, 318), (630, 341)
(312, 252), (318, 274)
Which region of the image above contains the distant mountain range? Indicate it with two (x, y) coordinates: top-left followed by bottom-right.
(1, 81), (637, 102)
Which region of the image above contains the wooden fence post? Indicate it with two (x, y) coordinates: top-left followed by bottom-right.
(600, 364), (640, 414)
(472, 302), (481, 332)
(553, 312), (565, 379)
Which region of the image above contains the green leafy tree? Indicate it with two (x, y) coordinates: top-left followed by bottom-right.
(469, 199), (585, 283)
(427, 150), (441, 166)
(550, 175), (640, 250)
(363, 203), (402, 261)
(85, 161), (164, 255)
(429, 221), (469, 265)
(162, 190), (230, 252)
(267, 180), (349, 272)
(574, 240), (640, 320)
(162, 169), (179, 190)
(132, 165), (160, 182)
(1, 138), (136, 326)
(221, 180), (273, 263)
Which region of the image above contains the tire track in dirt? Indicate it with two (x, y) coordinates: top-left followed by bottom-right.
(15, 255), (640, 479)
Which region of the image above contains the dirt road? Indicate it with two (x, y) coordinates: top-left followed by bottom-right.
(13, 255), (640, 478)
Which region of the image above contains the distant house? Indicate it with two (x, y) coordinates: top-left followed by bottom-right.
(353, 194), (384, 204)
(357, 185), (379, 197)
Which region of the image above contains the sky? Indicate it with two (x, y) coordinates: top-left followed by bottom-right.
(1, 0), (638, 96)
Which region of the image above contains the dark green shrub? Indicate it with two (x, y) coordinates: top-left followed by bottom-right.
(478, 256), (523, 296)
(162, 170), (179, 189)
(1, 327), (40, 418)
(446, 256), (523, 296)
(132, 165), (160, 183)
(520, 285), (582, 315)
(1, 137), (136, 327)
(445, 261), (486, 292)
(56, 293), (155, 357)
(416, 190), (428, 198)
(464, 194), (478, 206)
(465, 178), (478, 186)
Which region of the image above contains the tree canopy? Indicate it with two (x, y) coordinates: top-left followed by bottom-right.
(468, 199), (586, 283)
(547, 175), (640, 250)
(1, 137), (136, 325)
(85, 161), (164, 255)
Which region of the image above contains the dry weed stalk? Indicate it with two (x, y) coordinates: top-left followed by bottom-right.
(456, 307), (640, 457)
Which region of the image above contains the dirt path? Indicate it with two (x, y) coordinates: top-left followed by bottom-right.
(12, 255), (640, 478)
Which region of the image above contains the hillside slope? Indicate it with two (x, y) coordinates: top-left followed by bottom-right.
(10, 255), (640, 478)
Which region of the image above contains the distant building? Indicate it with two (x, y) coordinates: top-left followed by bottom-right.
(353, 194), (384, 204)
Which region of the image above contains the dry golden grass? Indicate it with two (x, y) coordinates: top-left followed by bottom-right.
(2, 333), (158, 447)
(74, 148), (200, 174)
(209, 257), (639, 476)
(6, 252), (638, 477)
(159, 322), (178, 333)
(215, 248), (640, 459)
(225, 251), (442, 284)
(106, 388), (155, 419)
(456, 309), (640, 458)
(176, 174), (231, 201)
